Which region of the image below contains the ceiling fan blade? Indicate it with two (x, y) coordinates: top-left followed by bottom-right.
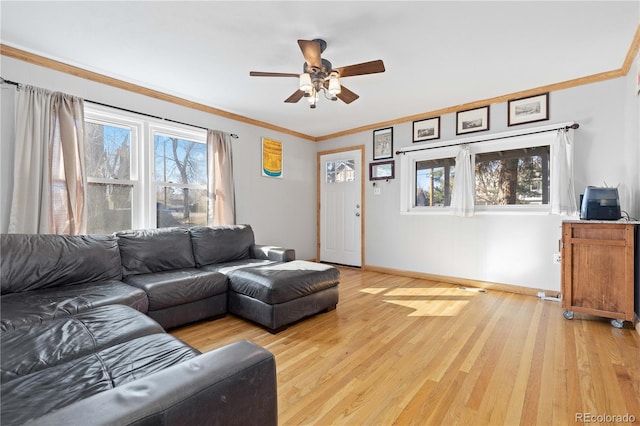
(250, 71), (299, 78)
(336, 60), (385, 78)
(336, 85), (359, 104)
(297, 39), (322, 69)
(284, 90), (305, 103)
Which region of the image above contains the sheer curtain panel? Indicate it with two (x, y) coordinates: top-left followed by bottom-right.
(450, 144), (475, 217)
(9, 86), (52, 233)
(49, 92), (87, 234)
(550, 129), (578, 216)
(8, 87), (87, 234)
(207, 130), (236, 225)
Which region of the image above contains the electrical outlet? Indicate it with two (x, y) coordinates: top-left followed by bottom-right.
(374, 187), (381, 195)
(553, 253), (562, 264)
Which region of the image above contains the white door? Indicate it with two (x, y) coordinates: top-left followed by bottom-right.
(320, 149), (362, 267)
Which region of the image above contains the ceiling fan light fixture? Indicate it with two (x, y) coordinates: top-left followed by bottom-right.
(299, 73), (312, 91)
(307, 87), (319, 108)
(250, 39), (385, 108)
(328, 72), (341, 96)
(307, 88), (318, 102)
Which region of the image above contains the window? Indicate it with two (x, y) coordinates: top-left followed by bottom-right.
(475, 146), (549, 206)
(400, 130), (557, 214)
(326, 159), (355, 183)
(84, 106), (208, 233)
(153, 129), (207, 228)
(415, 158), (455, 207)
(85, 114), (140, 234)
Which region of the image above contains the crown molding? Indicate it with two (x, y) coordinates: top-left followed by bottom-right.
(0, 44), (316, 142)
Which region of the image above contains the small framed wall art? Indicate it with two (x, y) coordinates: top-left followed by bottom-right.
(508, 93), (549, 126)
(412, 117), (440, 142)
(456, 106), (490, 135)
(373, 127), (393, 160)
(369, 160), (395, 181)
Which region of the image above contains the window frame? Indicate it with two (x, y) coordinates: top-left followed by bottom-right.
(149, 123), (208, 228)
(84, 107), (144, 230)
(84, 104), (208, 231)
(400, 128), (561, 215)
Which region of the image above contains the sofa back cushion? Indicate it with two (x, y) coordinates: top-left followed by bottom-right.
(189, 225), (255, 266)
(116, 227), (195, 276)
(0, 234), (123, 295)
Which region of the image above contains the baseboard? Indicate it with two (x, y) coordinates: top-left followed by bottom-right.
(362, 264), (560, 298)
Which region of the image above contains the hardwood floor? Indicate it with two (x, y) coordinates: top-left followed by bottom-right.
(171, 267), (640, 425)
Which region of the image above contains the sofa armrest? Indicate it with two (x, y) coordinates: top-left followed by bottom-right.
(25, 340), (277, 426)
(251, 244), (296, 262)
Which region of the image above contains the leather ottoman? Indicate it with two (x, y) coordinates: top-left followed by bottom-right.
(226, 261), (340, 333)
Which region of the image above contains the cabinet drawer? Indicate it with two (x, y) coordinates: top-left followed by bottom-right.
(570, 226), (627, 241)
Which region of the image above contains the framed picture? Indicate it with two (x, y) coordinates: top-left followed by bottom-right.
(456, 106), (490, 135)
(413, 117), (440, 142)
(373, 127), (393, 160)
(261, 137), (283, 178)
(369, 160), (395, 181)
(508, 93), (549, 126)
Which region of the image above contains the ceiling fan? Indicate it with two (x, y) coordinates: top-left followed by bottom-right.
(250, 39), (385, 108)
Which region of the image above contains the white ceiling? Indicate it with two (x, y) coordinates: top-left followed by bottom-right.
(1, 1), (638, 139)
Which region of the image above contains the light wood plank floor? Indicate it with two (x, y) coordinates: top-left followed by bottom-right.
(171, 267), (640, 425)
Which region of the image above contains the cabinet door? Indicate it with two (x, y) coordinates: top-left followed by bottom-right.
(569, 241), (627, 314)
(562, 223), (635, 321)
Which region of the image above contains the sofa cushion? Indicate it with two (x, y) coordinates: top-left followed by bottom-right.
(123, 269), (228, 310)
(0, 281), (149, 332)
(227, 261), (341, 304)
(0, 234), (122, 295)
(116, 227), (196, 276)
(21, 340), (278, 426)
(199, 258), (277, 275)
(1, 305), (164, 383)
(0, 333), (199, 426)
(189, 225), (255, 267)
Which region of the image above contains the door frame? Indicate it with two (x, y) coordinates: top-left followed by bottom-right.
(316, 145), (365, 267)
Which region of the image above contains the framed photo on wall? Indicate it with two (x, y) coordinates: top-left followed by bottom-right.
(412, 117), (440, 142)
(369, 160), (395, 181)
(456, 106), (489, 135)
(508, 93), (549, 126)
(373, 127), (393, 160)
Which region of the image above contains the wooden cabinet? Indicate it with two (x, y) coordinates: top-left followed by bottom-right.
(561, 221), (637, 327)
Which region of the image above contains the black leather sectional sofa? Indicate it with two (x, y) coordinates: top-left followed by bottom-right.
(0, 225), (339, 425)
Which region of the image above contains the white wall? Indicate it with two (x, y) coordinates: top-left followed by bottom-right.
(0, 56), (318, 260)
(318, 76), (638, 292)
(2, 55), (637, 292)
(625, 53), (640, 219)
(625, 53), (640, 319)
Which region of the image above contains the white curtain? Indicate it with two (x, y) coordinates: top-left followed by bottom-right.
(450, 144), (475, 217)
(8, 86), (86, 234)
(49, 92), (87, 234)
(550, 129), (578, 216)
(9, 86), (52, 233)
(207, 130), (236, 225)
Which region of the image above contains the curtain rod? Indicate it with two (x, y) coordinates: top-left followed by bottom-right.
(1, 77), (239, 139)
(0, 77), (19, 87)
(396, 122), (579, 155)
(85, 100), (239, 139)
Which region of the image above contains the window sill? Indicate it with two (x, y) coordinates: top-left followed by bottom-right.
(401, 206), (553, 216)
